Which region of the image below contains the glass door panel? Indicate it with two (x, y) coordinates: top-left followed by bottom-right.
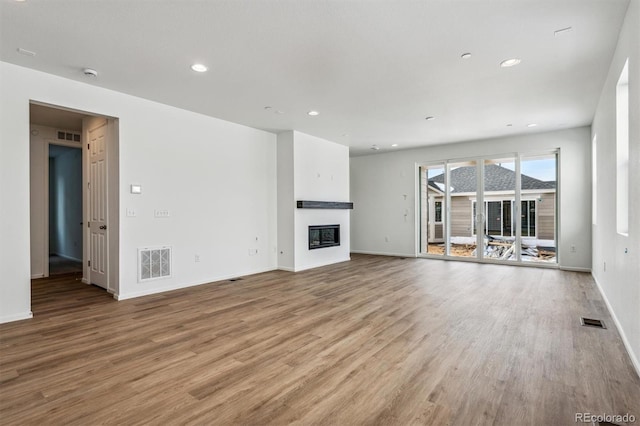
(448, 160), (477, 258)
(520, 154), (557, 263)
(420, 164), (446, 255)
(482, 158), (517, 261)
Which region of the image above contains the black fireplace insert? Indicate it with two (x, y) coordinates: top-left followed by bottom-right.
(309, 225), (340, 249)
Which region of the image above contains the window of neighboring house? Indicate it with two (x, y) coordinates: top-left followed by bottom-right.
(472, 199), (537, 237)
(435, 201), (442, 222)
(616, 59), (629, 235)
(521, 200), (536, 237)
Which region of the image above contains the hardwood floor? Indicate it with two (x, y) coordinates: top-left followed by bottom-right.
(1, 254), (638, 425)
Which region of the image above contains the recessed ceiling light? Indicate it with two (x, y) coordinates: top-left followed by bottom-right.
(371, 145), (380, 151)
(191, 63), (208, 73)
(425, 116), (435, 121)
(554, 27), (573, 36)
(83, 68), (98, 77)
(506, 124), (513, 127)
(527, 123), (538, 128)
(264, 106), (272, 110)
(391, 143), (399, 147)
(307, 110), (319, 116)
(461, 53), (472, 59)
(500, 58), (521, 68)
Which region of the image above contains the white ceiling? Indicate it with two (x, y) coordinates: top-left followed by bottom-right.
(0, 0), (629, 156)
(30, 103), (87, 131)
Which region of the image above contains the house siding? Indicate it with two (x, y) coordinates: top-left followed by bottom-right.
(536, 193), (555, 240)
(451, 197), (473, 237)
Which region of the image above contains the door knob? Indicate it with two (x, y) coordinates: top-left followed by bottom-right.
(99, 225), (107, 230)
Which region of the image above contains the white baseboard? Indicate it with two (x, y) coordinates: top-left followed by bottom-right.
(351, 250), (416, 258)
(82, 278), (90, 284)
(0, 311), (33, 324)
(114, 266), (278, 301)
(559, 266), (591, 272)
(592, 273), (640, 379)
(278, 266), (295, 272)
(31, 273), (44, 279)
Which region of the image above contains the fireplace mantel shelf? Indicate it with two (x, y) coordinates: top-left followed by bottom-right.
(297, 200), (354, 210)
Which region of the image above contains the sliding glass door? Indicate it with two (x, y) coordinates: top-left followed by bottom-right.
(419, 164), (446, 255)
(447, 160), (478, 258)
(419, 151), (557, 265)
(481, 157), (517, 262)
(520, 154), (557, 263)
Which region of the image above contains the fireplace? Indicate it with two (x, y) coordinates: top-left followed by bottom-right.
(309, 225), (340, 250)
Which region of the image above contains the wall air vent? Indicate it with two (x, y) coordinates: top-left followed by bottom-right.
(57, 129), (81, 142)
(138, 246), (172, 282)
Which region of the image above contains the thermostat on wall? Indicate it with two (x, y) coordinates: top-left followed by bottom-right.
(130, 184), (142, 194)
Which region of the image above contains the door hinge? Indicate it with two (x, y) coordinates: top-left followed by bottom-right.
(88, 260), (91, 267)
(87, 144), (90, 150)
(87, 221), (90, 228)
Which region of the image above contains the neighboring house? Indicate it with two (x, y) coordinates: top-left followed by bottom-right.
(424, 164), (556, 244)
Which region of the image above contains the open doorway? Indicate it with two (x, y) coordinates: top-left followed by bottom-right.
(48, 144), (83, 275)
(29, 102), (119, 296)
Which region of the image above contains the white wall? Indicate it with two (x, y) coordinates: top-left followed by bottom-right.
(351, 126), (592, 269)
(293, 131), (350, 271)
(277, 131), (351, 272)
(0, 61), (277, 322)
(29, 126), (49, 278)
(277, 131), (295, 270)
(591, 0), (640, 375)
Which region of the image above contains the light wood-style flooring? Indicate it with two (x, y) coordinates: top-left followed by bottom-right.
(1, 254), (639, 425)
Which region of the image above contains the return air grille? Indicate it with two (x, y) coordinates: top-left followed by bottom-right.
(57, 129), (81, 142)
(138, 246), (171, 282)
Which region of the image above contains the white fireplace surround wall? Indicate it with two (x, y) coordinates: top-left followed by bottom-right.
(277, 130), (351, 272)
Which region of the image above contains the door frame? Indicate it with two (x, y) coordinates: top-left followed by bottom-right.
(44, 140), (83, 277)
(29, 101), (119, 296)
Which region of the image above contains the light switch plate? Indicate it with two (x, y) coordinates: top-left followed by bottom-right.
(130, 184), (142, 194)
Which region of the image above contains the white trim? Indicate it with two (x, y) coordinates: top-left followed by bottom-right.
(0, 311), (33, 324)
(352, 250), (416, 258)
(278, 266), (295, 272)
(31, 273), (45, 279)
(114, 266), (278, 300)
(558, 266), (591, 272)
(418, 253), (558, 269)
(592, 273), (640, 379)
(82, 277), (90, 284)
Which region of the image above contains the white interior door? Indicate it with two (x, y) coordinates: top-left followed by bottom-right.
(87, 119), (108, 289)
